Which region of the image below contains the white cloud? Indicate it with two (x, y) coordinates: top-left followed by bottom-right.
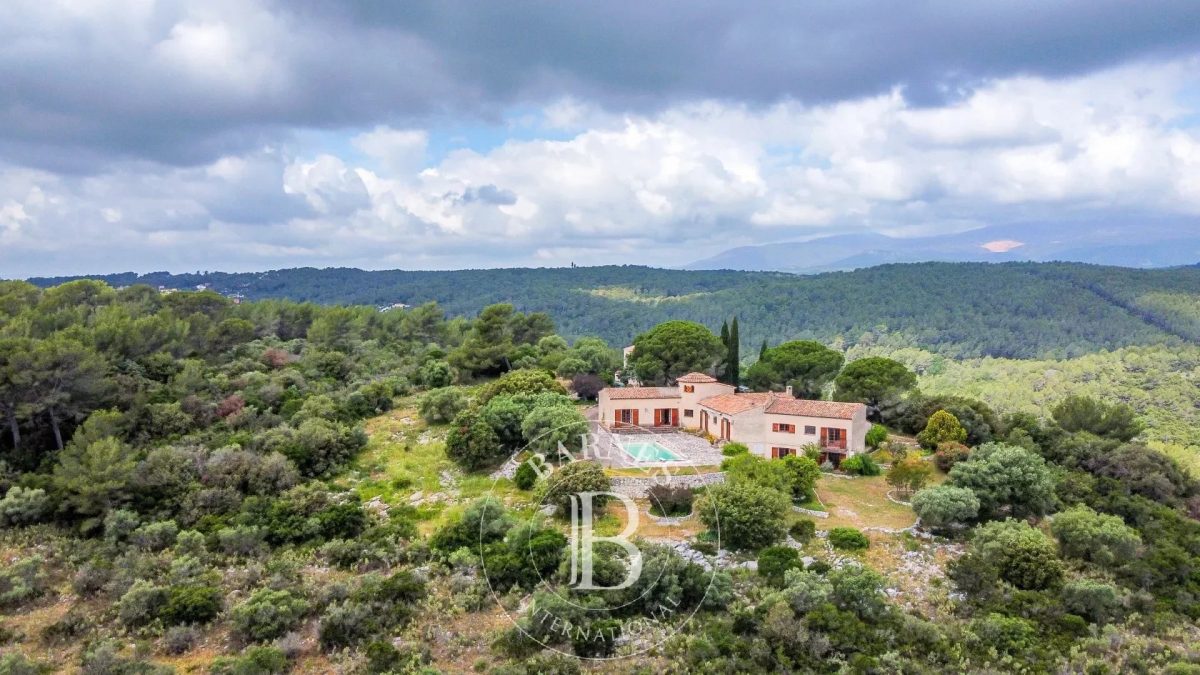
(2, 58), (1200, 276)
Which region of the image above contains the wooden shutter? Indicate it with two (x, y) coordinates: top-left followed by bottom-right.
(632, 409), (639, 427)
(671, 409), (679, 426)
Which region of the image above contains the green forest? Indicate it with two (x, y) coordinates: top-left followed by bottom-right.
(2, 270), (1200, 673)
(31, 261), (1200, 359)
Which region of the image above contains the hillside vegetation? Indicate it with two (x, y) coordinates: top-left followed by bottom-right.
(30, 261), (1200, 359)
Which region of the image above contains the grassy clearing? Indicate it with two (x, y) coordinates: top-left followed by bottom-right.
(814, 475), (918, 531)
(340, 392), (523, 533)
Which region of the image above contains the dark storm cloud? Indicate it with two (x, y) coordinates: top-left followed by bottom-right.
(1, 0), (1198, 171)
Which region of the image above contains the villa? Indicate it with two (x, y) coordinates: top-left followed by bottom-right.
(597, 372), (869, 465)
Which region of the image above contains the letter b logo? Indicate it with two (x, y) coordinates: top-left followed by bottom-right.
(567, 491), (642, 590)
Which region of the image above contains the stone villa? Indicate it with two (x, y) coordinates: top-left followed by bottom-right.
(597, 372), (870, 465)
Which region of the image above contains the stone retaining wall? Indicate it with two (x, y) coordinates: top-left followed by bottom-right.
(609, 471), (726, 498)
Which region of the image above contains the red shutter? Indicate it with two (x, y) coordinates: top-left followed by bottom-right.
(671, 409), (679, 426)
(632, 409), (639, 427)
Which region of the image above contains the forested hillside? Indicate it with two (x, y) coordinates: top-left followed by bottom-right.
(31, 262), (1200, 359)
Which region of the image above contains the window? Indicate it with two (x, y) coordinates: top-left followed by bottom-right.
(771, 447), (796, 459)
(771, 422), (796, 433)
(683, 409), (694, 417)
(683, 385), (695, 393)
(826, 428), (844, 441)
(804, 425), (816, 435)
(618, 409), (632, 424)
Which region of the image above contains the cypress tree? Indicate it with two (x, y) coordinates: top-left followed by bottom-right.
(719, 321), (730, 382)
(759, 339), (769, 361)
(729, 317), (740, 386)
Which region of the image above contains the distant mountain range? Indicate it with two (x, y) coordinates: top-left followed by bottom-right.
(686, 218), (1200, 272)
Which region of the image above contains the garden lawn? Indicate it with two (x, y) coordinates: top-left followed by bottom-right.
(814, 475), (918, 531)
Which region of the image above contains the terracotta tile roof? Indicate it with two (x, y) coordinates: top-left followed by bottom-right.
(698, 392), (865, 420)
(676, 372), (718, 383)
(604, 386), (680, 400)
(766, 398), (864, 420)
(698, 392), (774, 415)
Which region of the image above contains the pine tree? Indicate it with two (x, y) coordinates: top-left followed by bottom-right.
(729, 317), (740, 387)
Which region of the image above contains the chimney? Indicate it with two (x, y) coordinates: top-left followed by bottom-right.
(785, 385), (793, 397)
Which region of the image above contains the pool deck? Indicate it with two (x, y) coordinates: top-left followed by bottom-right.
(582, 423), (726, 469)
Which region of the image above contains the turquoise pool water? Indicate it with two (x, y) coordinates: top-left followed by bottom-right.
(621, 441), (681, 462)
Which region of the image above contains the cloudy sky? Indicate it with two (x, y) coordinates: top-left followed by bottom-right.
(2, 1), (1200, 276)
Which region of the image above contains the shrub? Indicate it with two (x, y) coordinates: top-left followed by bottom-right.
(117, 580), (168, 627)
(521, 404), (588, 456)
(721, 442), (750, 457)
(175, 530), (207, 557)
(934, 442), (970, 472)
(0, 653), (41, 675)
(0, 557), (46, 608)
(41, 609), (89, 643)
(130, 520), (179, 551)
(231, 589), (309, 643)
(103, 509), (142, 542)
(1050, 504), (1142, 569)
(445, 409), (505, 470)
(0, 487), (48, 526)
(430, 498), (512, 553)
(647, 484), (694, 517)
(218, 526), (269, 557)
(696, 482), (790, 550)
(828, 527), (869, 550)
(72, 562), (111, 597)
(163, 624), (202, 655)
(417, 360), (454, 389)
(418, 388), (468, 424)
(790, 519), (816, 542)
(952, 519), (1063, 592)
(758, 546), (803, 587)
(912, 485), (979, 530)
(886, 456), (933, 497)
(477, 369), (567, 405)
(917, 410), (968, 449)
(514, 457), (541, 490)
(839, 454), (881, 476)
(1061, 579), (1124, 624)
(865, 424), (889, 450)
(539, 461), (611, 518)
(161, 585), (222, 625)
(947, 443), (1056, 520)
(211, 646), (289, 675)
(318, 600), (377, 651)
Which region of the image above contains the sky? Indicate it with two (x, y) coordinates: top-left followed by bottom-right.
(2, 1), (1200, 277)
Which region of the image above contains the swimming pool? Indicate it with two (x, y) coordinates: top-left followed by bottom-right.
(621, 440), (681, 462)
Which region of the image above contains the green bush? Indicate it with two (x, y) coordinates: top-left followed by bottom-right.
(117, 580), (168, 627)
(839, 454), (881, 476)
(445, 409), (505, 470)
(161, 585), (222, 625)
(757, 546), (803, 587)
(418, 387), (468, 424)
(790, 519), (816, 542)
(721, 442), (750, 457)
(934, 442), (970, 472)
(210, 645), (289, 675)
(130, 520), (179, 551)
(696, 481), (790, 550)
(647, 484), (695, 517)
(865, 424), (889, 450)
(0, 487), (48, 526)
(514, 457), (541, 490)
(539, 461), (611, 517)
(912, 485), (979, 530)
(828, 527), (870, 550)
(231, 589), (309, 643)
